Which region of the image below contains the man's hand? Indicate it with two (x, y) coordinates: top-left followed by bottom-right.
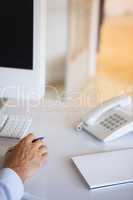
(4, 134), (48, 182)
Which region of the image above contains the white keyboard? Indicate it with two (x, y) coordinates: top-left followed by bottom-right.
(0, 114), (32, 139)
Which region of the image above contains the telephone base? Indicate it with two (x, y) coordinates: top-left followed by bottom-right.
(76, 96), (133, 143)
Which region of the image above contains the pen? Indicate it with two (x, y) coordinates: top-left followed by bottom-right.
(32, 137), (44, 143)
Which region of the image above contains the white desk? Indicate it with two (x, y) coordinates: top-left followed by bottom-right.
(2, 99), (133, 200)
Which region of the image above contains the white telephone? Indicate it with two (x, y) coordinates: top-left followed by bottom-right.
(76, 95), (133, 142)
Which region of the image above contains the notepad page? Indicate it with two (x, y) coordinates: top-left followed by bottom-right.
(72, 149), (133, 189)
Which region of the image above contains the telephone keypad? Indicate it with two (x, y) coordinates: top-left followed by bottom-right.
(100, 113), (128, 131)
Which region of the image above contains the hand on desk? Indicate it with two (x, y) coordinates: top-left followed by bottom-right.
(4, 134), (48, 182)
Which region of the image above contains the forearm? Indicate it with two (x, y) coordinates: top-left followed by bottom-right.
(0, 168), (24, 200)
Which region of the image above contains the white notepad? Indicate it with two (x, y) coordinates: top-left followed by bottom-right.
(72, 149), (133, 189)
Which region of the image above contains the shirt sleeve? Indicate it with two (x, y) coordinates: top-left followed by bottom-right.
(0, 168), (24, 200)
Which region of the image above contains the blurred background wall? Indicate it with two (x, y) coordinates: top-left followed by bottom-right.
(105, 0), (133, 16)
(46, 0), (133, 93)
(96, 0), (133, 101)
(47, 0), (68, 84)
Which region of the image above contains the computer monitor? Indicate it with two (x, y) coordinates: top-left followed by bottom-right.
(0, 0), (46, 100)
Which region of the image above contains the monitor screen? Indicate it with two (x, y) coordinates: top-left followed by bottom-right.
(0, 0), (33, 70)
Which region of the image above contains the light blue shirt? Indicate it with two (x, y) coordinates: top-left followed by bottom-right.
(0, 168), (24, 200)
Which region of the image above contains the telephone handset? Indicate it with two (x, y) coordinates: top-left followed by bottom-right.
(76, 96), (133, 142)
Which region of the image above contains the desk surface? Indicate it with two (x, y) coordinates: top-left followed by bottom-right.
(2, 99), (133, 200)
